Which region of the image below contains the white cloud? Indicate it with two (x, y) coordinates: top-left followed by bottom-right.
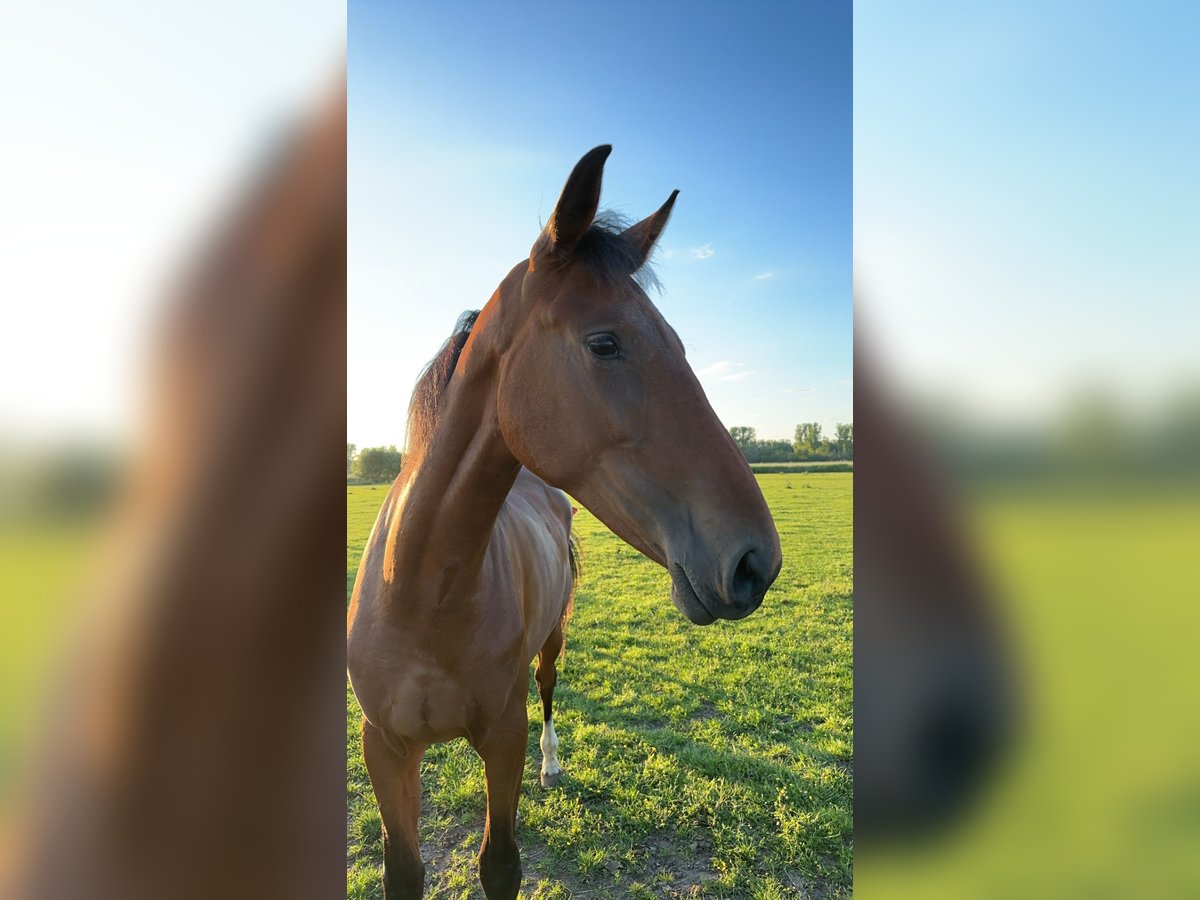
(689, 242), (715, 260)
(699, 360), (736, 376)
(784, 386), (816, 393)
(753, 271), (774, 280)
(698, 360), (755, 382)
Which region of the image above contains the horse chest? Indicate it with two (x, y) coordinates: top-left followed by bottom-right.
(384, 655), (521, 745)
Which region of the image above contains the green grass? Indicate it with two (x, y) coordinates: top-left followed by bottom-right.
(858, 483), (1200, 900)
(749, 463), (853, 475)
(0, 520), (97, 800)
(347, 473), (854, 898)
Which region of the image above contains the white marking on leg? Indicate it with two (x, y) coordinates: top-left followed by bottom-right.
(540, 717), (560, 779)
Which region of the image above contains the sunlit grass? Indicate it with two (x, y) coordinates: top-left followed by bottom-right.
(857, 483), (1200, 899)
(0, 520), (97, 803)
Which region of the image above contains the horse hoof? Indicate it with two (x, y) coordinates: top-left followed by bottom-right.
(540, 770), (561, 789)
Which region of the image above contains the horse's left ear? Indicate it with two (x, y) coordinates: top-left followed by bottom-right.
(531, 145), (612, 266)
(622, 189), (679, 270)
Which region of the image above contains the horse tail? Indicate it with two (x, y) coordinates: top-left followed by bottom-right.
(560, 528), (582, 665)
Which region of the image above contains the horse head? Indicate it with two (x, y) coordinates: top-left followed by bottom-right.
(487, 145), (782, 624)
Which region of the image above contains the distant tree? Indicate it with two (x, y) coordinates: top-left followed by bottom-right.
(354, 445), (403, 483)
(346, 443), (357, 477)
(834, 423), (853, 459)
(726, 429), (801, 463)
(31, 446), (122, 516)
(793, 422), (824, 458)
(754, 439), (797, 463)
(729, 426), (757, 449)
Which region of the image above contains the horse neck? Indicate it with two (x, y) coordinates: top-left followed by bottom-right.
(383, 312), (521, 603)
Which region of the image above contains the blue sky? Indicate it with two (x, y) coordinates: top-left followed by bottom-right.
(1, 1), (340, 443)
(856, 2), (1200, 426)
(348, 1), (851, 448)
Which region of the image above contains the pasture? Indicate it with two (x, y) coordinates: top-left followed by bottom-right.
(346, 473), (854, 898)
(858, 482), (1200, 899)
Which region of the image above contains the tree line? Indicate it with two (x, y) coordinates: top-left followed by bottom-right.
(348, 422), (853, 484)
(729, 423), (853, 463)
(347, 443), (403, 483)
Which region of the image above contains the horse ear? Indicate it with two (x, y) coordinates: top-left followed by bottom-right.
(531, 144), (611, 265)
(622, 189), (679, 270)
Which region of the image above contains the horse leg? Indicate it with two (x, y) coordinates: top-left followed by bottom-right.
(474, 703), (528, 900)
(361, 719), (426, 899)
(535, 623), (564, 788)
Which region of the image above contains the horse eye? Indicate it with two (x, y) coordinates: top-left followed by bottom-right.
(586, 334), (620, 359)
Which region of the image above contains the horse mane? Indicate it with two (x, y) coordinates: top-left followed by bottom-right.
(403, 309), (480, 465)
(560, 211), (662, 293)
(402, 307), (584, 664)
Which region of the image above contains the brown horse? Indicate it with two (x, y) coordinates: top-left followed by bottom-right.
(346, 145), (782, 899)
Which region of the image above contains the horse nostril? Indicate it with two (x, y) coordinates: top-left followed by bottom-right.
(910, 687), (1005, 826)
(729, 548), (768, 607)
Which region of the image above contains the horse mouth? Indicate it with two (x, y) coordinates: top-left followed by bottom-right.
(669, 563), (717, 625)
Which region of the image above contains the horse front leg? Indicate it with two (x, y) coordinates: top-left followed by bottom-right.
(473, 701), (529, 900)
(361, 719), (427, 899)
(535, 622), (564, 788)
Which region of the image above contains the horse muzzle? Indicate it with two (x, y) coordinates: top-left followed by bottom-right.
(668, 537), (780, 625)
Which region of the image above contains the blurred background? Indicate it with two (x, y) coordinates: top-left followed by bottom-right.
(855, 2), (1200, 898)
(0, 0), (343, 718)
(1, 2), (346, 897)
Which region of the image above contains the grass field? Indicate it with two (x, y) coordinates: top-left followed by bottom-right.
(749, 463), (853, 475)
(346, 473), (854, 899)
(0, 520), (96, 795)
(858, 482), (1200, 899)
